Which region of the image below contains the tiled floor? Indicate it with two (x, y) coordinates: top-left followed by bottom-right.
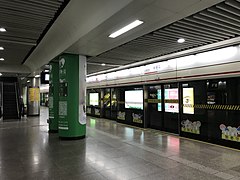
(0, 107), (240, 180)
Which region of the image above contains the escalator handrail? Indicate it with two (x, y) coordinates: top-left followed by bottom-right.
(14, 82), (20, 119)
(0, 82), (3, 118)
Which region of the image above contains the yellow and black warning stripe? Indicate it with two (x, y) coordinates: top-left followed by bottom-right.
(145, 99), (178, 103)
(164, 99), (179, 103)
(115, 99), (240, 111)
(117, 101), (125, 104)
(183, 104), (240, 111)
(145, 99), (162, 103)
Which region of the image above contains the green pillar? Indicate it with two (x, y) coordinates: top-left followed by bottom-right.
(58, 53), (86, 139)
(49, 61), (59, 133)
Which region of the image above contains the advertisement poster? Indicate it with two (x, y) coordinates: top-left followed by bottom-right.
(111, 92), (117, 108)
(132, 113), (143, 124)
(219, 124), (240, 142)
(125, 90), (143, 110)
(59, 58), (66, 83)
(181, 120), (201, 134)
(117, 111), (125, 120)
(164, 88), (179, 113)
(29, 88), (40, 102)
(157, 89), (162, 111)
(48, 96), (54, 119)
(183, 88), (194, 114)
(58, 101), (68, 130)
(207, 92), (216, 104)
(103, 93), (110, 107)
(90, 93), (99, 106)
(58, 58), (68, 131)
(87, 107), (91, 114)
(94, 109), (100, 116)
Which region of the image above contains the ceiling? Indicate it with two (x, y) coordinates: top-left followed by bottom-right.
(2, 0), (240, 77)
(0, 0), (68, 75)
(87, 0), (240, 74)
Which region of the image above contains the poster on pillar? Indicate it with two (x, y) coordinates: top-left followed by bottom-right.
(48, 62), (59, 132)
(59, 57), (69, 131)
(58, 54), (86, 139)
(29, 88), (40, 102)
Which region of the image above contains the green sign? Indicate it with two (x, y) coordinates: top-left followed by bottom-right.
(58, 54), (86, 139)
(49, 61), (59, 133)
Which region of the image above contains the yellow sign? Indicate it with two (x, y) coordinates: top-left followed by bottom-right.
(133, 118), (143, 124)
(181, 127), (200, 134)
(183, 88), (194, 114)
(222, 134), (240, 142)
(29, 88), (40, 102)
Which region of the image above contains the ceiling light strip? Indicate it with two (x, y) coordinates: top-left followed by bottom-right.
(109, 20), (143, 38)
(0, 27), (6, 32)
(87, 62), (120, 67)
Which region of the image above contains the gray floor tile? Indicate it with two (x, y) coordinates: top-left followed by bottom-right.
(132, 172), (186, 180)
(215, 172), (235, 179)
(89, 158), (124, 171)
(129, 162), (165, 176)
(60, 164), (97, 176)
(0, 107), (240, 180)
(99, 166), (142, 180)
(113, 155), (148, 166)
(79, 172), (107, 180)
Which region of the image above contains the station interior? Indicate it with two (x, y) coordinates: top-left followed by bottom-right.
(0, 0), (240, 179)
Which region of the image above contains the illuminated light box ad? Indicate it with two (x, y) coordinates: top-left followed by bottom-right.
(45, 74), (50, 81)
(165, 88), (179, 113)
(157, 89), (162, 111)
(89, 93), (99, 106)
(103, 93), (110, 107)
(183, 88), (194, 114)
(125, 90), (143, 110)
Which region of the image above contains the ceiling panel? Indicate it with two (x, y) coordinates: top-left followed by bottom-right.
(87, 0), (240, 74)
(0, 0), (68, 69)
(24, 0), (222, 72)
(88, 56), (135, 65)
(87, 64), (114, 75)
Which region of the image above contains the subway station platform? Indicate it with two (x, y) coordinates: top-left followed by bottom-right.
(0, 107), (240, 180)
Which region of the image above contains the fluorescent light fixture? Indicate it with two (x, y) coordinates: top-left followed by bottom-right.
(45, 74), (49, 81)
(35, 75), (40, 78)
(0, 58), (4, 61)
(177, 38), (185, 43)
(0, 47), (4, 50)
(109, 20), (143, 38)
(0, 73), (2, 76)
(44, 69), (49, 72)
(0, 27), (6, 32)
(101, 63), (106, 66)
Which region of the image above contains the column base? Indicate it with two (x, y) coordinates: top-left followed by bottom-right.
(48, 129), (58, 133)
(59, 135), (86, 140)
(27, 114), (40, 116)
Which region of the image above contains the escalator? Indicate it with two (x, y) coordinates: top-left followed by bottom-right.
(2, 83), (19, 120)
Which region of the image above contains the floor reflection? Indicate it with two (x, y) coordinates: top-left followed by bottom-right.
(0, 108), (239, 180)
